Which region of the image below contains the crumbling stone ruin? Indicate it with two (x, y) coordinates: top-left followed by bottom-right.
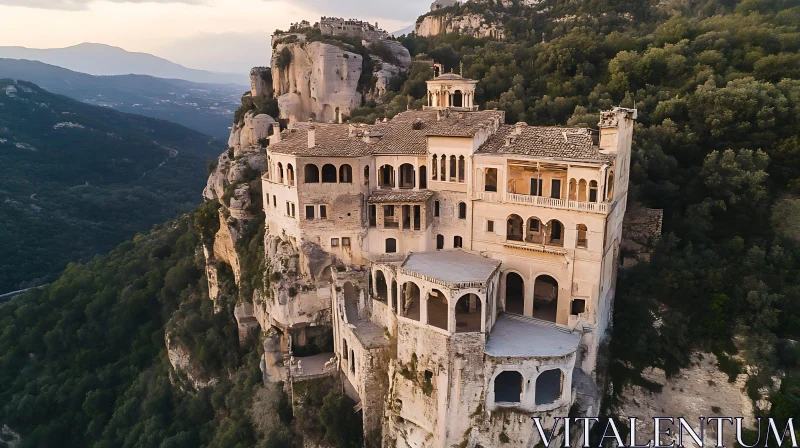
(200, 66), (637, 446)
(319, 17), (389, 41)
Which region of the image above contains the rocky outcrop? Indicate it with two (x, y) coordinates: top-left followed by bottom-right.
(617, 353), (754, 447)
(250, 66), (273, 97)
(416, 12), (505, 39)
(165, 330), (219, 390)
(229, 111), (275, 156)
(370, 40), (412, 98)
(272, 41), (364, 123)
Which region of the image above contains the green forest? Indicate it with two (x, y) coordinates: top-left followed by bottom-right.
(0, 80), (223, 293)
(3, 0), (800, 445)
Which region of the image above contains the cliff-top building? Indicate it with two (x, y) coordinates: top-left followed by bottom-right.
(256, 72), (636, 447)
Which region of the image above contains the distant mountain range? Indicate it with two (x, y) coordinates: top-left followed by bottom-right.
(0, 79), (224, 292)
(0, 58), (242, 140)
(0, 43), (248, 86)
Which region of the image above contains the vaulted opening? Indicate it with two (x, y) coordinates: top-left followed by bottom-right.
(505, 272), (524, 315)
(455, 293), (482, 332)
(535, 369), (562, 405)
(533, 275), (558, 323)
(494, 371), (523, 403)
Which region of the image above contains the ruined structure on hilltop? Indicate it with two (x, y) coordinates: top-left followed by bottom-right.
(319, 17), (389, 41)
(203, 68), (636, 447)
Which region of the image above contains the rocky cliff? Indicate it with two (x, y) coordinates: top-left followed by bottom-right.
(416, 12), (505, 39)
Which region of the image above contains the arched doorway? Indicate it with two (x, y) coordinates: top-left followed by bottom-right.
(507, 215), (524, 241)
(453, 90), (463, 108)
(375, 271), (388, 302)
(505, 272), (524, 315)
(533, 275), (558, 322)
(427, 289), (448, 330)
(401, 282), (421, 321)
(455, 293), (482, 332)
(343, 282), (358, 323)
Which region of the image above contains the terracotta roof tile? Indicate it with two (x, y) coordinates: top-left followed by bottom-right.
(476, 124), (613, 162)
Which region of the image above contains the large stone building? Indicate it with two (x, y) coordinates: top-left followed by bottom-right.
(257, 72), (636, 447)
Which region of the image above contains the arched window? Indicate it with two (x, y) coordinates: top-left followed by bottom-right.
(455, 293), (481, 332)
(458, 156), (465, 183)
(277, 162), (284, 183)
(449, 156), (457, 181)
(526, 217), (542, 243)
(458, 202), (467, 219)
(399, 163), (415, 189)
(287, 164), (294, 186)
(507, 215), (523, 241)
(436, 234), (444, 250)
(454, 236), (463, 248)
(535, 369), (562, 405)
(440, 155), (446, 181)
(578, 179), (587, 202)
(577, 224), (588, 248)
(606, 170), (615, 200)
(304, 164), (320, 183)
(505, 272), (524, 315)
(485, 168), (498, 192)
(379, 164), (394, 188)
(375, 270), (388, 302)
(385, 238), (397, 253)
(546, 220), (563, 246)
(589, 181), (598, 203)
(431, 155), (438, 180)
(533, 275), (558, 323)
(343, 281), (358, 323)
(322, 164), (337, 183)
(364, 165), (369, 185)
(494, 371), (523, 403)
(339, 164), (352, 183)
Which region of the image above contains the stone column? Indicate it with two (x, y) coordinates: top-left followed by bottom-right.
(393, 166), (399, 190)
(447, 294), (455, 333)
(421, 288), (429, 325)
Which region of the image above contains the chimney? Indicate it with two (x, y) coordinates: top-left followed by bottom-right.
(348, 123), (356, 137)
(437, 109), (443, 121)
(598, 107), (637, 155)
(514, 122), (527, 135)
(308, 125), (316, 148)
(270, 122), (281, 144)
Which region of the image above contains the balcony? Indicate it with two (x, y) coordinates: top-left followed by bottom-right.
(475, 191), (609, 214)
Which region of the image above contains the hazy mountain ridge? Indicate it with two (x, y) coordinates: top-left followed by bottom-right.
(0, 58), (242, 140)
(0, 79), (224, 292)
(0, 43), (248, 85)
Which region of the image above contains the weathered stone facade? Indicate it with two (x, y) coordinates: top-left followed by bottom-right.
(202, 70), (637, 446)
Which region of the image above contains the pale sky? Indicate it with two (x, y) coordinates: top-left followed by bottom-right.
(0, 0), (427, 73)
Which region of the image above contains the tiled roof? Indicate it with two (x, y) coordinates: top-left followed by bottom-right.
(268, 110), (504, 157)
(476, 124), (613, 162)
(367, 189), (434, 203)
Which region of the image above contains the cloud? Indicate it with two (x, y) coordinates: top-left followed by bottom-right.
(286, 0), (430, 23)
(0, 0), (208, 11)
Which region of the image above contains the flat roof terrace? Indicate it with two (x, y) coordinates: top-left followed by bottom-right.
(485, 314), (581, 358)
(400, 250), (501, 286)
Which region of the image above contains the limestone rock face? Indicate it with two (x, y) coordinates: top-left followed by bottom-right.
(165, 330), (218, 390)
(272, 42), (364, 123)
(213, 214), (243, 285)
(416, 13), (504, 39)
(250, 66), (273, 97)
(430, 0), (458, 10)
(370, 40), (411, 98)
(238, 111), (275, 152)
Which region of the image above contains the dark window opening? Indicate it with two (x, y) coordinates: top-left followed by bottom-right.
(322, 164), (337, 183)
(551, 179), (562, 199)
(385, 238), (397, 253)
(369, 205), (377, 227)
(485, 168), (498, 192)
(571, 299), (586, 315)
(454, 236), (463, 248)
(320, 205), (327, 219)
(305, 205), (315, 220)
(494, 371), (523, 403)
(531, 178), (543, 196)
(434, 200), (440, 217)
(436, 234), (444, 250)
(458, 202), (467, 219)
(487, 220), (494, 232)
(535, 370), (562, 405)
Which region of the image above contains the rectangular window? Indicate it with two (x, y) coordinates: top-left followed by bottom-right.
(291, 203), (296, 218)
(530, 219), (540, 232)
(342, 237), (350, 247)
(273, 195), (276, 208)
(485, 168), (498, 192)
(286, 201), (290, 216)
(487, 220), (494, 233)
(531, 178), (543, 196)
(369, 205), (377, 227)
(571, 299), (586, 315)
(331, 238), (339, 247)
(305, 205), (315, 220)
(319, 205), (327, 219)
(551, 179), (562, 199)
(384, 205), (394, 217)
(434, 200), (440, 217)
